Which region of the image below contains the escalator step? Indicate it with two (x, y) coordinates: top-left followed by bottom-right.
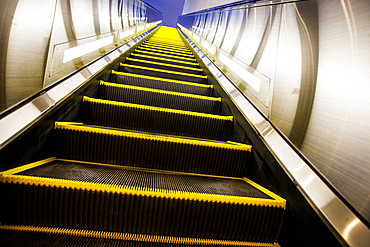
(82, 96), (232, 141)
(130, 53), (200, 68)
(145, 40), (188, 49)
(134, 50), (197, 62)
(0, 158), (285, 242)
(124, 58), (203, 75)
(142, 42), (190, 52)
(137, 47), (195, 58)
(0, 225), (282, 247)
(110, 71), (212, 96)
(139, 44), (193, 55)
(53, 122), (250, 177)
(99, 81), (220, 114)
(120, 64), (207, 83)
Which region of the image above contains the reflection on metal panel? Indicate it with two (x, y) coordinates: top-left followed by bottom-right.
(0, 0), (162, 113)
(179, 24), (370, 247)
(4, 0), (57, 111)
(0, 25), (159, 151)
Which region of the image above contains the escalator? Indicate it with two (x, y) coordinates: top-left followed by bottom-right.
(0, 26), (286, 247)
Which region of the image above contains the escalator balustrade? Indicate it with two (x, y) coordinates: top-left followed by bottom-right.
(0, 26), (285, 247)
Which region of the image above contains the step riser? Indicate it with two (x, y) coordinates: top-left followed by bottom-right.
(125, 60), (204, 75)
(131, 54), (199, 68)
(0, 182), (284, 242)
(82, 100), (232, 141)
(120, 66), (206, 84)
(110, 73), (212, 96)
(134, 50), (197, 63)
(99, 84), (220, 114)
(54, 128), (249, 177)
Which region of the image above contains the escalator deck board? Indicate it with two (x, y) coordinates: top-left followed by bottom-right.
(8, 159), (274, 200)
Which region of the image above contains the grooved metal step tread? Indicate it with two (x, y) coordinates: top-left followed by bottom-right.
(137, 47), (195, 58)
(0, 225), (282, 247)
(53, 122), (250, 176)
(120, 64), (207, 83)
(134, 50), (197, 62)
(142, 42), (190, 52)
(145, 40), (188, 49)
(125, 57), (203, 75)
(110, 71), (213, 96)
(99, 81), (220, 114)
(0, 158), (285, 242)
(130, 53), (199, 68)
(140, 44), (192, 54)
(82, 96), (233, 141)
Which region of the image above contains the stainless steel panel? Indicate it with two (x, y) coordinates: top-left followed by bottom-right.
(0, 26), (158, 150)
(179, 26), (370, 247)
(300, 0), (370, 225)
(4, 0), (57, 110)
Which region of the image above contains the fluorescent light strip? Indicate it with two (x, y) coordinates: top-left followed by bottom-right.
(137, 25), (144, 32)
(202, 41), (215, 55)
(219, 53), (261, 92)
(193, 34), (200, 43)
(119, 28), (136, 40)
(63, 36), (114, 63)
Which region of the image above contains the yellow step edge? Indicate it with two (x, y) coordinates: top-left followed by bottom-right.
(126, 57), (203, 72)
(131, 53), (199, 66)
(83, 96), (232, 121)
(137, 47), (195, 58)
(1, 156), (286, 209)
(54, 121), (250, 151)
(100, 80), (218, 101)
(120, 63), (207, 79)
(140, 44), (192, 54)
(143, 41), (190, 51)
(0, 225), (281, 246)
(149, 37), (185, 46)
(134, 50), (197, 61)
(150, 37), (184, 44)
(111, 70), (211, 88)
(145, 40), (187, 49)
(152, 33), (183, 40)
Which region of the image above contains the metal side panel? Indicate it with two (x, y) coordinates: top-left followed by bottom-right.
(0, 25), (160, 151)
(178, 25), (370, 247)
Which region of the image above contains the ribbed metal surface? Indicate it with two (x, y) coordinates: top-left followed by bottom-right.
(130, 53), (200, 68)
(125, 59), (203, 75)
(133, 50), (197, 64)
(15, 161), (267, 198)
(82, 99), (231, 141)
(0, 227), (279, 247)
(99, 84), (220, 114)
(120, 65), (206, 83)
(0, 182), (284, 242)
(110, 73), (212, 96)
(55, 127), (249, 177)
